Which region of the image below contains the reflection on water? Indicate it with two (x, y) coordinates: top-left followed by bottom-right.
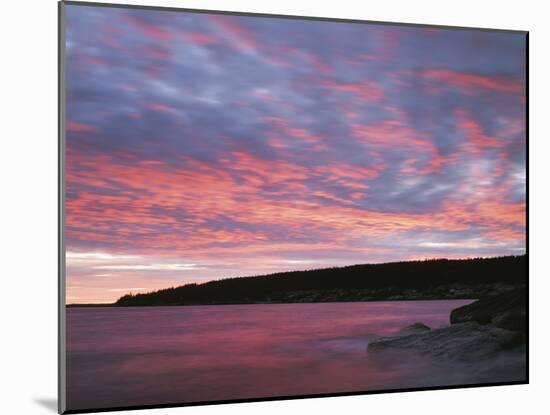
(67, 300), (499, 410)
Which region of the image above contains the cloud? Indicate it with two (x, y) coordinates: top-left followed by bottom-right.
(419, 69), (523, 94)
(66, 121), (97, 133)
(184, 31), (218, 45)
(124, 14), (173, 41)
(64, 4), (526, 302)
(321, 79), (384, 102)
(95, 263), (205, 271)
(208, 15), (260, 54)
(66, 251), (141, 261)
(145, 101), (176, 113)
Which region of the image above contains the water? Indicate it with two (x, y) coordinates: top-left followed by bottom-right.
(67, 300), (495, 411)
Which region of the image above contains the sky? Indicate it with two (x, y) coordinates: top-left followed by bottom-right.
(64, 4), (526, 304)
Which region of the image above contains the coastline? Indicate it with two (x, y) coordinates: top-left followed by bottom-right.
(67, 282), (525, 308)
(66, 298), (476, 308)
(366, 288), (527, 381)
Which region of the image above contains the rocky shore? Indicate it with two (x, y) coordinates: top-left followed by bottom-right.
(367, 288), (527, 380)
(273, 282), (522, 303)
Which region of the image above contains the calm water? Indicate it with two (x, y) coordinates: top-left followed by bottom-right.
(67, 300), (490, 410)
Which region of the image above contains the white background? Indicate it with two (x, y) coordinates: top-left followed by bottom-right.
(0, 0), (546, 414)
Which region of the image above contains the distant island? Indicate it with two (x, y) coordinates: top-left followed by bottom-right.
(86, 255), (527, 307)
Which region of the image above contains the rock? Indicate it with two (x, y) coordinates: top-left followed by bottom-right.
(397, 322), (431, 336)
(365, 322), (430, 344)
(367, 322), (523, 362)
(365, 333), (382, 343)
(492, 310), (527, 332)
(450, 288), (526, 333)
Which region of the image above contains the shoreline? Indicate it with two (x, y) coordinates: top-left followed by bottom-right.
(68, 281), (525, 307)
(66, 297), (479, 308)
(366, 288), (527, 376)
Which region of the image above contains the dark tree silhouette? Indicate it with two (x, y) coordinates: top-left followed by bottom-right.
(115, 255), (527, 306)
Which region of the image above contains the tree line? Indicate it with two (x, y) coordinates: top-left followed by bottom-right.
(115, 255), (527, 306)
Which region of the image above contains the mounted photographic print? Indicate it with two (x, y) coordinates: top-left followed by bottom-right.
(59, 1), (528, 413)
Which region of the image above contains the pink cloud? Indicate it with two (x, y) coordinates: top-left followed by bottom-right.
(262, 117), (326, 150)
(351, 119), (435, 154)
(79, 56), (108, 66)
(322, 79), (384, 102)
(145, 102), (174, 113)
(209, 15), (260, 53)
(374, 29), (401, 61)
(307, 55), (333, 74)
(128, 112), (143, 120)
(125, 15), (172, 41)
(184, 32), (218, 46)
(67, 121), (97, 133)
(67, 148), (523, 260)
(420, 69), (523, 95)
(455, 109), (501, 155)
(144, 45), (171, 60)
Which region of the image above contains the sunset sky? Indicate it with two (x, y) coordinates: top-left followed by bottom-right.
(64, 4), (526, 303)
